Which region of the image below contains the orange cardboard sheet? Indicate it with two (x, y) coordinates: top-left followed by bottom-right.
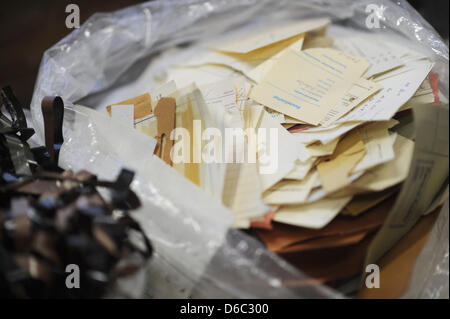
(279, 204), (441, 288)
(281, 232), (376, 283)
(154, 97), (176, 165)
(257, 195), (394, 253)
(277, 229), (369, 253)
(358, 207), (441, 299)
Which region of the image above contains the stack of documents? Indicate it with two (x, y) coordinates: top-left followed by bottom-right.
(103, 18), (449, 291)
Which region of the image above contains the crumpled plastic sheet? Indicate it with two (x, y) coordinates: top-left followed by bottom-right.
(30, 0), (449, 298)
(403, 200), (449, 299)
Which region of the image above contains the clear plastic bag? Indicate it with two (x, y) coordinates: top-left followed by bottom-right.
(30, 0), (448, 298)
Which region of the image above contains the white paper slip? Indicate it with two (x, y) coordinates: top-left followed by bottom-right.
(319, 78), (383, 126)
(347, 134), (414, 193)
(251, 107), (300, 191)
(263, 170), (318, 205)
(274, 196), (352, 229)
(299, 137), (340, 162)
(284, 157), (316, 180)
(352, 121), (395, 173)
(292, 122), (362, 145)
(110, 104), (134, 129)
(223, 161), (270, 219)
(199, 80), (245, 195)
(334, 36), (404, 78)
(235, 79), (251, 113)
(200, 79), (242, 129)
(337, 60), (433, 123)
(372, 57), (431, 82)
(306, 171), (364, 204)
(167, 64), (245, 89)
(250, 48), (369, 125)
(150, 80), (178, 104)
(265, 107), (286, 124)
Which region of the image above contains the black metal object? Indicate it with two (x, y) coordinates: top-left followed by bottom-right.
(0, 90), (152, 298)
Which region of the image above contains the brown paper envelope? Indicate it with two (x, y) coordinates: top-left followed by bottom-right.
(280, 232), (376, 283)
(277, 229), (369, 253)
(257, 195), (394, 252)
(281, 206), (440, 290)
(358, 208), (440, 299)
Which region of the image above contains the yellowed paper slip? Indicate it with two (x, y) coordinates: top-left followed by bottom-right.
(212, 18), (329, 54)
(247, 36), (304, 83)
(176, 97), (199, 185)
(348, 134), (414, 193)
(274, 196), (352, 229)
(293, 122), (362, 145)
(338, 59), (433, 123)
(333, 36), (404, 79)
(222, 161), (269, 219)
(298, 137), (340, 162)
(166, 64), (245, 89)
(319, 79), (382, 126)
(303, 35), (334, 50)
(263, 170), (318, 205)
(283, 115), (306, 124)
(135, 115), (158, 138)
(341, 187), (397, 216)
(250, 48), (369, 125)
(284, 157), (316, 181)
(175, 90), (223, 200)
(353, 122), (396, 173)
(185, 35), (305, 83)
(317, 130), (366, 194)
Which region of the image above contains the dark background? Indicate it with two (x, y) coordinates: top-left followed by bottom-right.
(0, 0), (448, 109)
